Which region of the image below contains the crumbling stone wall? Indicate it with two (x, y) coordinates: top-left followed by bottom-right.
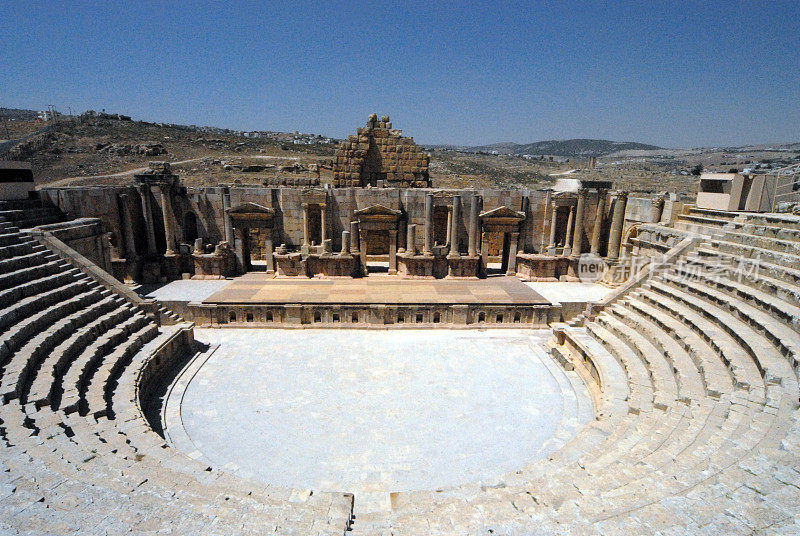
(332, 114), (430, 188)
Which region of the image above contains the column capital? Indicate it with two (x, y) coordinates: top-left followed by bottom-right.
(614, 190), (629, 200)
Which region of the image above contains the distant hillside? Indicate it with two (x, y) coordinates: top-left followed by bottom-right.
(437, 138), (662, 157)
(0, 107), (39, 121)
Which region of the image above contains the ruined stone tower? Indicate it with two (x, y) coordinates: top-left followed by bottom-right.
(332, 114), (430, 188)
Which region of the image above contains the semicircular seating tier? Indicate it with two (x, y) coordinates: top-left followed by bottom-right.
(0, 207), (799, 534)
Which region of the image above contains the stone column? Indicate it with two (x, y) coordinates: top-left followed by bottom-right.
(158, 185), (176, 255)
(540, 190), (552, 253)
(264, 228), (275, 273)
(651, 196), (665, 223)
(407, 224), (417, 255)
(359, 229), (368, 274)
(222, 187), (233, 245)
(234, 225), (249, 273)
(548, 202), (558, 253)
(388, 230), (398, 275)
(350, 221), (359, 254)
(571, 189), (587, 257)
(563, 203), (575, 255)
(506, 232), (520, 275)
(138, 185), (157, 255)
(607, 191), (628, 261)
(519, 196), (530, 254)
(424, 193), (433, 255)
(468, 195), (480, 257)
(449, 195), (461, 257)
(119, 192), (139, 260)
(480, 231), (490, 268)
(320, 205), (327, 246)
(590, 189), (607, 255)
(445, 206), (452, 247)
(398, 217), (407, 253)
(340, 230), (350, 255)
(301, 204), (310, 248)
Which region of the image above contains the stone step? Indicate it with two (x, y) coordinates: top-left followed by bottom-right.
(625, 292), (737, 397)
(26, 302), (134, 408)
(0, 208), (62, 229)
(0, 249), (53, 275)
(648, 276), (795, 389)
(723, 228), (800, 256)
(695, 246), (800, 290)
(687, 207), (742, 221)
(661, 271), (800, 374)
(611, 301), (707, 398)
(0, 238), (42, 261)
(586, 322), (654, 411)
(731, 220), (800, 243)
(0, 231), (26, 248)
(82, 322), (159, 418)
(741, 212), (800, 230)
(0, 260), (66, 292)
(677, 258), (800, 329)
(596, 312), (678, 407)
(0, 270), (86, 325)
(58, 314), (151, 413)
(0, 289), (107, 402)
(712, 237), (800, 272)
(0, 280), (96, 371)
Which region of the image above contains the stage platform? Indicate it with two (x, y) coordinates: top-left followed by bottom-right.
(181, 273), (557, 328)
(202, 273), (549, 306)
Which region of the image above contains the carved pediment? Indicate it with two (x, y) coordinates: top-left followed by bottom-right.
(226, 202), (275, 226)
(354, 204), (401, 218)
(479, 205), (525, 221)
(226, 202), (274, 215)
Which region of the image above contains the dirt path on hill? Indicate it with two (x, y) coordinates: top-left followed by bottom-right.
(43, 155), (302, 187)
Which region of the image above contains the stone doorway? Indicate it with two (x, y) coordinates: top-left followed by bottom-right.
(225, 202), (276, 274)
(479, 206), (525, 277)
(353, 204), (402, 276)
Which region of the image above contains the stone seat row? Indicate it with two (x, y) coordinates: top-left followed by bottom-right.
(370, 283), (787, 531)
(0, 220), (354, 534)
(358, 219), (800, 534)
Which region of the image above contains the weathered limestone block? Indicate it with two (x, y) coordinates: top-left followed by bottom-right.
(515, 254), (573, 281)
(192, 241), (236, 279)
(445, 255), (480, 279)
(396, 253), (436, 279)
(274, 252), (308, 278)
(305, 253), (360, 278)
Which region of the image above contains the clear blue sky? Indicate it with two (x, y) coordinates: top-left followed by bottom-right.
(3, 1), (799, 148)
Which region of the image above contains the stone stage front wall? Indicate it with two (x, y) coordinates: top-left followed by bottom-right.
(183, 274), (562, 328)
